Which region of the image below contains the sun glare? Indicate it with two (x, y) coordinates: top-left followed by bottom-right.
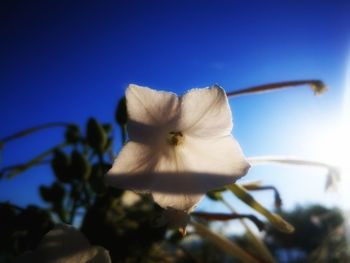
(338, 54), (350, 210)
(305, 55), (350, 211)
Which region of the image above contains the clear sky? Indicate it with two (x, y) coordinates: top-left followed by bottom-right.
(1, 0), (350, 210)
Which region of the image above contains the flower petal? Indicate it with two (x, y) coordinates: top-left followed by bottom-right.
(106, 141), (158, 191)
(150, 135), (249, 211)
(107, 136), (249, 211)
(107, 85), (249, 215)
(179, 135), (250, 192)
(80, 246), (112, 263)
(126, 84), (180, 143)
(107, 141), (203, 211)
(30, 224), (111, 263)
(152, 191), (203, 212)
(179, 85), (232, 138)
(37, 224), (90, 254)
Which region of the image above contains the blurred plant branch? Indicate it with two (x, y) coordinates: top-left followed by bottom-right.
(226, 79), (326, 98)
(191, 211), (265, 231)
(0, 122), (73, 145)
(191, 220), (262, 263)
(228, 184), (294, 233)
(220, 198), (277, 263)
(247, 156), (340, 191)
(0, 143), (68, 178)
(241, 183), (283, 209)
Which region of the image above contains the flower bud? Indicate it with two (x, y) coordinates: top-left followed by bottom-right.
(51, 150), (70, 183)
(115, 96), (127, 126)
(70, 150), (91, 181)
(86, 118), (107, 154)
(65, 125), (81, 144)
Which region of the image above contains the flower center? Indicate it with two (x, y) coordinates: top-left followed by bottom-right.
(167, 131), (184, 146)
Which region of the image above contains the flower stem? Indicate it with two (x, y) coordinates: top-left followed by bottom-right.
(227, 184), (294, 233)
(247, 156), (340, 191)
(241, 184), (283, 209)
(221, 199), (276, 263)
(0, 142), (67, 178)
(191, 211), (265, 231)
(0, 122), (72, 144)
(247, 156), (335, 169)
(190, 220), (262, 263)
(226, 80), (326, 98)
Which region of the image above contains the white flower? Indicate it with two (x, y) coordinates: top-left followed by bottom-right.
(121, 190), (142, 207)
(107, 84), (249, 227)
(15, 224), (111, 263)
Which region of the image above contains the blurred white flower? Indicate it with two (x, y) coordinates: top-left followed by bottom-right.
(15, 224), (111, 263)
(107, 84), (249, 229)
(121, 190), (142, 207)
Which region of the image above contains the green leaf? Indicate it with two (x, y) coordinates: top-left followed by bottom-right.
(86, 118), (107, 154)
(70, 150), (91, 181)
(39, 182), (65, 204)
(89, 164), (108, 194)
(227, 184), (294, 233)
(206, 190), (223, 201)
(104, 137), (113, 152)
(39, 185), (51, 202)
(51, 150), (70, 183)
(115, 96), (127, 126)
(102, 124), (113, 134)
(65, 124), (81, 144)
(50, 183), (65, 203)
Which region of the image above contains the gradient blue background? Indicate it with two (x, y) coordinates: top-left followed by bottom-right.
(1, 0), (349, 210)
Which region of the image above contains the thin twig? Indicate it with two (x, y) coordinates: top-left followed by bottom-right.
(192, 211), (265, 231)
(242, 185), (283, 208)
(191, 220), (262, 263)
(221, 199), (276, 263)
(247, 156), (340, 179)
(226, 80), (326, 98)
(0, 142), (67, 178)
(0, 122), (72, 144)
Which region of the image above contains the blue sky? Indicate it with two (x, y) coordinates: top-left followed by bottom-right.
(1, 0), (350, 209)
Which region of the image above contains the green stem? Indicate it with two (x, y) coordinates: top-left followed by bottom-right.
(242, 185), (282, 208)
(1, 161), (49, 174)
(228, 184), (294, 233)
(0, 202), (24, 212)
(0, 122), (72, 144)
(222, 199), (276, 263)
(247, 156), (337, 170)
(191, 211), (264, 231)
(190, 220), (262, 263)
(247, 156), (340, 188)
(1, 142), (67, 178)
(68, 184), (80, 224)
(82, 182), (92, 209)
(226, 80), (326, 98)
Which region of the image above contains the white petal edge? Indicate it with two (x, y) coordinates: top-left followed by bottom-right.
(106, 141), (159, 191)
(126, 84), (180, 142)
(151, 135), (249, 211)
(152, 192), (203, 212)
(179, 85), (233, 138)
(178, 135), (250, 192)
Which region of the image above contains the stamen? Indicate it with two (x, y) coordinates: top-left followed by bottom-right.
(167, 131), (184, 146)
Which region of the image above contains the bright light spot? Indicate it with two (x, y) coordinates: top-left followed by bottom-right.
(298, 53), (350, 242)
(338, 55), (350, 210)
(310, 57), (350, 210)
